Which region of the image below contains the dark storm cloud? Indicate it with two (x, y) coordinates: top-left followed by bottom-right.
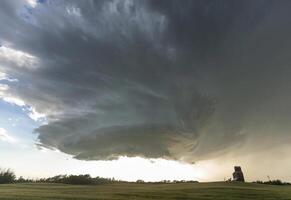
(1, 0), (291, 162)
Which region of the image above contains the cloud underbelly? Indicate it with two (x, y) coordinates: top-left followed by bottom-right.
(35, 89), (216, 162)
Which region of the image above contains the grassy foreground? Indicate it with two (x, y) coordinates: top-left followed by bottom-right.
(0, 182), (291, 200)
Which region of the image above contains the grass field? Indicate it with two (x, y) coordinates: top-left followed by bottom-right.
(0, 182), (291, 200)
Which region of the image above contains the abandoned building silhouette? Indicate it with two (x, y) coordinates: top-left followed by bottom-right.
(232, 166), (245, 182)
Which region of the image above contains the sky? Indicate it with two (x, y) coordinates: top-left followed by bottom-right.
(1, 0), (291, 182)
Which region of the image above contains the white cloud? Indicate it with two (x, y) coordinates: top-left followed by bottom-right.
(26, 0), (37, 8)
(0, 94), (46, 122)
(0, 82), (45, 121)
(0, 83), (9, 91)
(2, 96), (26, 107)
(0, 84), (9, 97)
(66, 6), (81, 17)
(0, 46), (38, 69)
(0, 128), (17, 143)
(0, 84), (25, 106)
(3, 97), (46, 121)
(0, 72), (18, 82)
(0, 72), (7, 80)
(27, 107), (46, 122)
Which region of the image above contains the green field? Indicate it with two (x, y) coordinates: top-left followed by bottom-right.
(0, 182), (291, 200)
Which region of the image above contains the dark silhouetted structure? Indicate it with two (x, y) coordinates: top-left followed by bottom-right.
(232, 166), (245, 182)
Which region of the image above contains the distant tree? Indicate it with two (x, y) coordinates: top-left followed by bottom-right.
(253, 179), (290, 186)
(64, 174), (94, 185)
(0, 169), (16, 184)
(265, 180), (284, 185)
(17, 176), (25, 183)
(16, 176), (34, 183)
(42, 174), (115, 185)
(136, 179), (145, 183)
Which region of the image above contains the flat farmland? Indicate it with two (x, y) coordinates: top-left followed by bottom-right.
(0, 182), (291, 200)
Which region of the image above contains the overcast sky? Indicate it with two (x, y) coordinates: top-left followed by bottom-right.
(1, 0), (291, 182)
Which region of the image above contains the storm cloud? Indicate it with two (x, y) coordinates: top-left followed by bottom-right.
(1, 0), (291, 162)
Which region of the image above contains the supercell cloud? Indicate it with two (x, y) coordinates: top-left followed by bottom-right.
(1, 0), (291, 162)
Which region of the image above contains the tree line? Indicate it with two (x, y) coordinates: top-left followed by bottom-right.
(253, 180), (291, 186)
(0, 168), (199, 185)
(2, 168), (290, 186)
(0, 168), (118, 185)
